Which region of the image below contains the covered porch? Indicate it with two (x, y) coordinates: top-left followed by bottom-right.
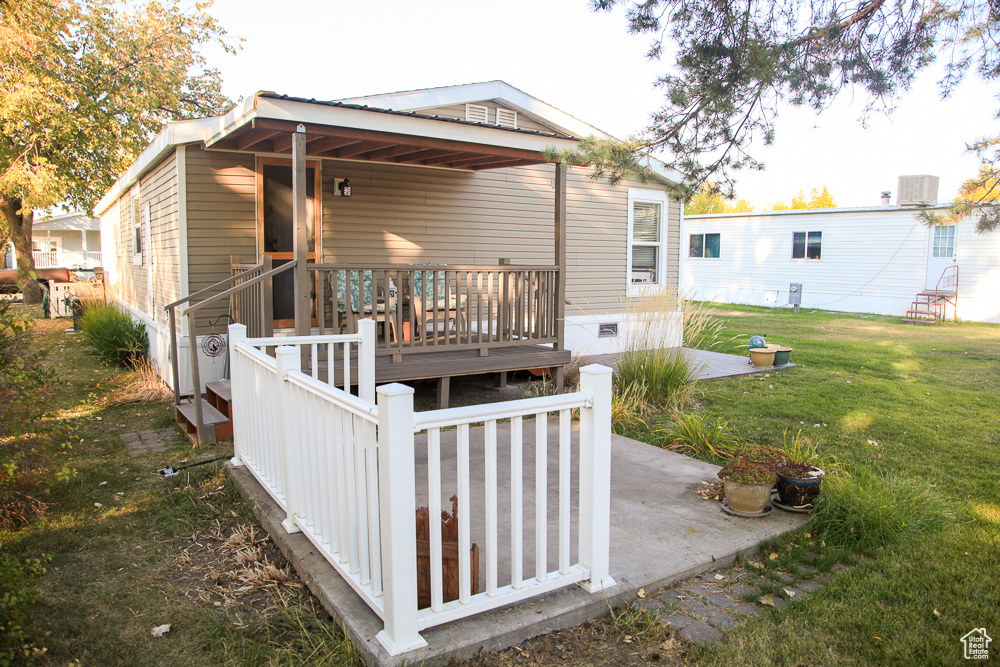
(167, 94), (581, 442)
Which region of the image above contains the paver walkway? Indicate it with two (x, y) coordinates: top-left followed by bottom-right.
(119, 428), (177, 456)
(585, 348), (796, 381)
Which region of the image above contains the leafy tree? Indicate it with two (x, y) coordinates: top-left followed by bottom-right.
(921, 164), (1000, 232)
(767, 186), (836, 210)
(687, 181), (754, 214)
(579, 1), (999, 232)
(0, 0), (235, 302)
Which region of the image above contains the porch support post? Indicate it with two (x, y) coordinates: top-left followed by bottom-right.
(554, 162), (567, 391)
(292, 127), (310, 340)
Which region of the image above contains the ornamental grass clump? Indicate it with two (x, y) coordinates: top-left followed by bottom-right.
(615, 288), (695, 410)
(656, 412), (737, 460)
(80, 302), (148, 368)
(807, 471), (955, 552)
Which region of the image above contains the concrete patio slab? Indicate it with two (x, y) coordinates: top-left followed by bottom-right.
(586, 348), (797, 381)
(229, 424), (806, 667)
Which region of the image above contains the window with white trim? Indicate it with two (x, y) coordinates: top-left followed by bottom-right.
(792, 231), (822, 259)
(629, 199), (664, 285)
(496, 108), (518, 129)
(465, 103), (488, 124)
(689, 233), (721, 258)
(932, 225), (956, 257)
(131, 196), (143, 265)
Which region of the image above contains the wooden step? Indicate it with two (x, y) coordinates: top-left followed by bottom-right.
(205, 380), (232, 418)
(176, 399), (232, 444)
(902, 318), (938, 324)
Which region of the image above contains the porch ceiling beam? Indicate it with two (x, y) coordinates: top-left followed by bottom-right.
(336, 140), (392, 158)
(238, 129), (281, 151)
(471, 158), (540, 170)
(308, 137), (362, 156)
(395, 149), (465, 164)
(446, 155), (506, 168)
(362, 144), (420, 161)
(422, 151), (479, 166)
(252, 118), (547, 163)
(272, 134), (295, 154)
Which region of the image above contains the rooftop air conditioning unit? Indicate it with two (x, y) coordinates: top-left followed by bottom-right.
(897, 175), (939, 206)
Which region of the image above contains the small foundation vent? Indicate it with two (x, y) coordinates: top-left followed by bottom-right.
(598, 322), (618, 338)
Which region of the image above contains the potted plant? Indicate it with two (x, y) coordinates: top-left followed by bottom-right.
(719, 457), (776, 515)
(774, 430), (830, 510)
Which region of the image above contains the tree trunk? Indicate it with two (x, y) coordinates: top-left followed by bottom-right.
(0, 195), (42, 304)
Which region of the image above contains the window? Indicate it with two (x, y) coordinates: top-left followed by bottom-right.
(689, 233), (721, 258)
(465, 103), (488, 124)
(495, 108), (518, 129)
(792, 231), (822, 259)
(933, 225), (956, 257)
(630, 200), (663, 284)
(131, 196), (143, 265)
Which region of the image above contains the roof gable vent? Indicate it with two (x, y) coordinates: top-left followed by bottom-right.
(897, 175), (939, 206)
(496, 108), (518, 129)
(465, 103), (488, 124)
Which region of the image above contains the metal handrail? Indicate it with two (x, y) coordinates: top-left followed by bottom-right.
(165, 259), (297, 444)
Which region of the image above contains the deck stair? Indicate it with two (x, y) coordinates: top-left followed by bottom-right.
(903, 266), (958, 324)
(206, 380), (233, 418)
(176, 397), (232, 444)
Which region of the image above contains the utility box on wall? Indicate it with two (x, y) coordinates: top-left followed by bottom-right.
(789, 283), (803, 313)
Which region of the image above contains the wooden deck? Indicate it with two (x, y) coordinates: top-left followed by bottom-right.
(319, 343), (570, 385)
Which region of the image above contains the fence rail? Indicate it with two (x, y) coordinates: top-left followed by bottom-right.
(309, 263), (559, 357)
(31, 250), (102, 269)
(228, 321), (613, 656)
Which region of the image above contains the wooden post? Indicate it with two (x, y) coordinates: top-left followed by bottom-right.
(187, 308), (211, 444)
(168, 306), (181, 408)
(554, 163), (568, 392)
(578, 364), (616, 593)
(292, 127), (310, 342)
(375, 383), (428, 655)
(261, 254), (273, 337)
(437, 376), (450, 409)
(228, 323), (247, 467)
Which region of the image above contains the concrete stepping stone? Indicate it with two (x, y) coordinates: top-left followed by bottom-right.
(678, 621), (724, 645)
(770, 571), (795, 583)
(728, 584), (759, 598)
(706, 593), (740, 609)
(797, 581), (822, 593)
(731, 603), (764, 618)
(660, 613), (694, 630)
(680, 600), (721, 619)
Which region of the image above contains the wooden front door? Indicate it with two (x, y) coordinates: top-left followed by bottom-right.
(257, 158), (322, 327)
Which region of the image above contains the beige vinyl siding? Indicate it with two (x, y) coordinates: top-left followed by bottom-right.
(415, 101), (559, 134)
(140, 153), (180, 323)
(112, 186), (145, 311)
(320, 160), (679, 315)
(184, 146), (257, 331)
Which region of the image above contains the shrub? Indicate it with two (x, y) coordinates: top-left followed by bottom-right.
(807, 471), (956, 551)
(80, 302), (148, 367)
(0, 552), (48, 665)
(615, 288), (695, 409)
(0, 302), (64, 527)
(656, 413), (736, 460)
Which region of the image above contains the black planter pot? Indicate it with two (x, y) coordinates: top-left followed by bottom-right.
(775, 466), (825, 509)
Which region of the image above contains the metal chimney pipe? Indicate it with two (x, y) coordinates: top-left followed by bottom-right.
(881, 191), (891, 206)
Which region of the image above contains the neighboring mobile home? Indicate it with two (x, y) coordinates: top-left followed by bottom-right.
(96, 81), (683, 396)
(30, 212), (102, 269)
(682, 177), (1000, 323)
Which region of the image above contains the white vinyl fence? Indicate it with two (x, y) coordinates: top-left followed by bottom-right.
(227, 321), (614, 656)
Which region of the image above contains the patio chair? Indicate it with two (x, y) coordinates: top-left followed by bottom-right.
(330, 270), (397, 340)
(407, 268), (467, 341)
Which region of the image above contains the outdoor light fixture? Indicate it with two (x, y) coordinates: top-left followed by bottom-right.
(338, 178), (352, 197)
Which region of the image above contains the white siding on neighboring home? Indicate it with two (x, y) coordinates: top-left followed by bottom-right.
(956, 220), (1000, 323)
(682, 208), (931, 315)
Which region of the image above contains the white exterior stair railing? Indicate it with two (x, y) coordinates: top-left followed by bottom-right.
(227, 321), (615, 656)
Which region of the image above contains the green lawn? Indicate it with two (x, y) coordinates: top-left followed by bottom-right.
(4, 304), (999, 666)
(673, 305), (1000, 666)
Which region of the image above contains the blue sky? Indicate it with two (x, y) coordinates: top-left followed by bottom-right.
(204, 0), (996, 209)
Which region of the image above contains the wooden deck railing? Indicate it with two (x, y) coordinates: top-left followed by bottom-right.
(309, 264), (560, 358)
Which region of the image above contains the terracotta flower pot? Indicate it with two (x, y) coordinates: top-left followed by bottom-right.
(723, 479), (773, 514)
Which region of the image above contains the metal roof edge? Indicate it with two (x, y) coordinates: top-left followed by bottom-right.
(685, 203), (956, 219)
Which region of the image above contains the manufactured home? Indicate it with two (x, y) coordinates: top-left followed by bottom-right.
(682, 176), (1000, 323)
(30, 213), (102, 269)
(96, 81), (684, 406)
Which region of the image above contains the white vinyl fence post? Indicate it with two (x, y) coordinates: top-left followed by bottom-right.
(228, 324), (248, 467)
(275, 346), (302, 535)
(375, 383), (427, 655)
(358, 318), (376, 403)
(578, 364), (617, 593)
